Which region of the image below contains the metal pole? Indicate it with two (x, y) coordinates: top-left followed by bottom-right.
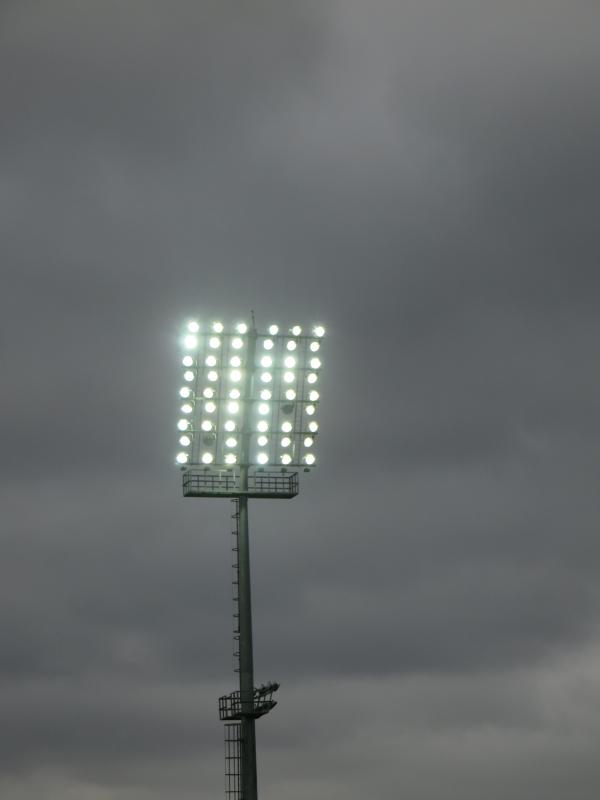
(238, 318), (258, 800)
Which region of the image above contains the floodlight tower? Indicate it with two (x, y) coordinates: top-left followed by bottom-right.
(174, 314), (325, 800)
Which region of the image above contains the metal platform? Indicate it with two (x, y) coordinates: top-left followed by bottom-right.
(183, 469), (298, 498)
(219, 683), (280, 721)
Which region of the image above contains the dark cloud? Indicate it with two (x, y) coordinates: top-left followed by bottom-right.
(2, 1), (600, 798)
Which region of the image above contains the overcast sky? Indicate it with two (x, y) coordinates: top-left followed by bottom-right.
(1, 1), (600, 798)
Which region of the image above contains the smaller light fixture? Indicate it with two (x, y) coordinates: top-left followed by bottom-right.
(230, 355), (242, 367)
(263, 339), (274, 350)
(313, 325), (325, 337)
(310, 358), (321, 369)
(201, 420), (213, 432)
(176, 452), (189, 464)
(236, 322), (248, 334)
(261, 355), (273, 368)
(307, 373), (318, 384)
(257, 435), (268, 447)
(309, 390), (319, 401)
(183, 334), (198, 349)
(209, 336), (220, 349)
(308, 420), (319, 433)
(291, 325), (302, 336)
(182, 355), (194, 367)
(281, 454), (292, 465)
(286, 340), (297, 351)
(310, 341), (320, 352)
(207, 370), (219, 382)
(225, 437), (237, 448)
(212, 321), (224, 333)
(260, 389), (272, 400)
(224, 420), (236, 432)
(283, 371), (295, 384)
(232, 337), (244, 350)
(187, 321), (200, 333)
(305, 453), (316, 465)
(268, 324), (279, 335)
(257, 420), (269, 433)
(281, 436), (291, 448)
(202, 452), (214, 464)
(230, 369), (242, 383)
(257, 452), (269, 465)
(177, 419), (189, 431)
(229, 388), (241, 399)
(203, 387), (214, 399)
(281, 421), (293, 433)
(179, 387), (192, 398)
(179, 435), (191, 446)
(285, 389), (296, 401)
(260, 371), (272, 383)
(181, 403), (193, 414)
(225, 453), (237, 465)
(205, 355), (217, 367)
(228, 401), (240, 414)
(205, 401), (217, 413)
(306, 404), (316, 416)
(304, 436), (314, 447)
(258, 403), (270, 415)
(183, 370), (194, 382)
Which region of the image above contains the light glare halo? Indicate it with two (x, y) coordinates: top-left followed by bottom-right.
(228, 401), (240, 414)
(181, 403), (193, 414)
(179, 387), (191, 398)
(225, 437), (237, 448)
(260, 389), (272, 400)
(263, 339), (274, 350)
(258, 403), (269, 415)
(286, 340), (297, 351)
(310, 341), (320, 352)
(307, 373), (318, 384)
(177, 419), (189, 431)
(260, 355), (273, 368)
(230, 369), (242, 383)
(281, 421), (293, 433)
(212, 321), (224, 333)
(225, 453), (237, 464)
(257, 435), (268, 447)
(201, 420), (213, 432)
(308, 420), (319, 432)
(257, 452), (269, 465)
(182, 355), (194, 367)
(203, 387), (214, 399)
(207, 370), (219, 382)
(281, 436), (291, 448)
(230, 355), (242, 367)
(285, 389), (296, 400)
(305, 453), (316, 465)
(310, 358), (322, 369)
(268, 324), (279, 335)
(306, 404), (316, 416)
(187, 321), (200, 333)
(283, 371), (295, 384)
(291, 325), (302, 336)
(176, 452), (189, 464)
(257, 421), (268, 433)
(205, 401), (216, 413)
(236, 322), (248, 334)
(205, 355), (217, 367)
(313, 326), (325, 337)
(179, 435), (191, 446)
(229, 388), (241, 399)
(232, 337), (244, 350)
(183, 334), (198, 349)
(281, 453), (292, 465)
(209, 336), (220, 349)
(284, 356), (296, 368)
(202, 452), (214, 464)
(224, 420), (236, 432)
(304, 436), (314, 447)
(260, 371), (272, 383)
(183, 370), (194, 382)
(309, 390), (319, 401)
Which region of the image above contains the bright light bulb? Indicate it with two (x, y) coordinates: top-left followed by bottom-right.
(225, 453), (237, 464)
(309, 390), (319, 401)
(281, 454), (292, 465)
(286, 340), (297, 351)
(230, 355), (241, 368)
(179, 435), (191, 446)
(261, 355), (273, 368)
(202, 452), (214, 464)
(285, 389), (296, 400)
(284, 356), (296, 368)
(305, 453), (316, 465)
(291, 325), (302, 336)
(176, 452), (189, 464)
(177, 419), (189, 431)
(228, 401), (240, 414)
(313, 326), (325, 337)
(184, 334), (198, 349)
(258, 403), (269, 415)
(205, 401), (216, 413)
(201, 420), (213, 432)
(309, 420), (319, 432)
(224, 420), (236, 432)
(307, 373), (318, 384)
(182, 355), (194, 367)
(181, 403), (193, 414)
(203, 387), (214, 399)
(281, 436), (291, 448)
(269, 324), (279, 335)
(179, 387), (192, 398)
(230, 369), (242, 383)
(205, 355), (217, 367)
(229, 388), (241, 399)
(187, 321), (200, 333)
(260, 371), (272, 383)
(236, 322), (248, 334)
(212, 321), (224, 333)
(257, 452), (269, 465)
(310, 358), (321, 369)
(263, 339), (274, 350)
(257, 421), (268, 433)
(306, 405), (316, 416)
(260, 389), (272, 400)
(257, 435), (268, 447)
(281, 421), (293, 433)
(310, 341), (320, 352)
(209, 336), (220, 349)
(225, 437), (237, 448)
(184, 370), (194, 382)
(207, 370), (218, 382)
(304, 436), (314, 447)
(232, 337), (244, 350)
(283, 371), (295, 384)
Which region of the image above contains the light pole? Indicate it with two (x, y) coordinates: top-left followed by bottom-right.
(174, 314), (325, 800)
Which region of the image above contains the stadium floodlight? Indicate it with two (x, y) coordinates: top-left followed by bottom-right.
(172, 314), (326, 800)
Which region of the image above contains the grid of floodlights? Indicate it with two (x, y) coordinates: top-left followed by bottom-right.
(175, 321), (324, 468)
